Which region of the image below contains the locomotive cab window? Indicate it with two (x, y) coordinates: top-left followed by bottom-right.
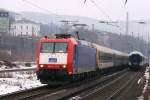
(55, 43), (67, 53)
(41, 42), (67, 53)
(41, 43), (54, 53)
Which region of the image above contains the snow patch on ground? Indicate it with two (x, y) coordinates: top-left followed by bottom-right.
(142, 66), (150, 94)
(0, 64), (44, 96)
(138, 96), (144, 100)
(138, 78), (142, 84)
(138, 66), (150, 100)
(0, 84), (20, 95)
(0, 65), (8, 69)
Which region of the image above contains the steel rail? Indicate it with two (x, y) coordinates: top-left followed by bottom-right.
(105, 72), (140, 100)
(49, 69), (128, 100)
(76, 71), (140, 100)
(65, 71), (129, 100)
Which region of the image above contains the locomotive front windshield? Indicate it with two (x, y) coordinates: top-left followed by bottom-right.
(41, 42), (67, 53)
(130, 54), (142, 63)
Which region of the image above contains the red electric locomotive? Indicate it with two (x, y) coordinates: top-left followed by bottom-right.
(36, 34), (78, 84)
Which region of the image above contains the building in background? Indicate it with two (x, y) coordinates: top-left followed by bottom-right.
(10, 19), (40, 37)
(0, 9), (10, 35)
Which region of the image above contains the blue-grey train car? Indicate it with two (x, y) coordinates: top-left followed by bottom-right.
(129, 51), (145, 70)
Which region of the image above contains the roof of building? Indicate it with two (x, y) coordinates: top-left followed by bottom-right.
(0, 8), (9, 12)
(14, 19), (39, 24)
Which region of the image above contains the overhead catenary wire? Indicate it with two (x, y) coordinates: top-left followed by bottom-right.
(125, 0), (127, 5)
(84, 0), (127, 22)
(87, 0), (129, 35)
(116, 0), (127, 21)
(94, 0), (125, 21)
(23, 0), (118, 23)
(22, 0), (112, 25)
(119, 0), (127, 6)
(84, 0), (119, 22)
(89, 0), (112, 22)
(94, 0), (113, 19)
(89, 0), (123, 30)
(23, 0), (122, 31)
(22, 0), (55, 14)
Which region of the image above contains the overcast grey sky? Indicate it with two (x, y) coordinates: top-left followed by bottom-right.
(0, 0), (149, 21)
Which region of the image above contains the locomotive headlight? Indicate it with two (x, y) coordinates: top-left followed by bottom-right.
(62, 65), (66, 68)
(40, 64), (44, 68)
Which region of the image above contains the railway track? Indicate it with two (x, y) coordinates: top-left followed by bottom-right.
(0, 84), (71, 100)
(105, 71), (141, 100)
(65, 70), (143, 100)
(0, 69), (128, 100)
